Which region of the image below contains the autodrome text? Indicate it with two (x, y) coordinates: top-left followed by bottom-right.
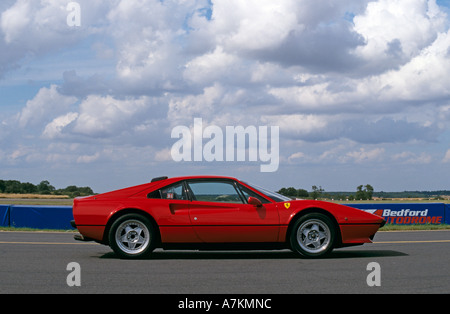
(364, 208), (443, 224)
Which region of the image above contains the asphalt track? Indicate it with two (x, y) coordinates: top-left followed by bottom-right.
(0, 230), (449, 294)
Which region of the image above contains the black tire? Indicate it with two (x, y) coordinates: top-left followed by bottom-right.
(108, 213), (156, 259)
(289, 213), (336, 258)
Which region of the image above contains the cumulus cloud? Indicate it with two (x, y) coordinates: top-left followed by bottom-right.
(71, 95), (152, 138)
(353, 0), (447, 73)
(42, 112), (79, 139)
(344, 148), (386, 163)
(393, 151), (432, 164)
(443, 149), (450, 163)
(1, 0), (450, 191)
(17, 85), (77, 128)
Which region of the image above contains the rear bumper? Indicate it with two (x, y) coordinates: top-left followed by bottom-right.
(74, 225), (106, 243)
(73, 233), (95, 242)
(71, 220), (96, 243)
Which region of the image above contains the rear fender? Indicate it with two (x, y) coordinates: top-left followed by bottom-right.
(103, 208), (161, 246)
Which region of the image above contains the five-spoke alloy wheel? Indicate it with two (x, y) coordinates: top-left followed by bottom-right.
(109, 214), (155, 259)
(290, 213), (335, 258)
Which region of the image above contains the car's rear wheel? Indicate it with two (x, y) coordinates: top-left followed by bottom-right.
(290, 213), (335, 258)
(109, 214), (155, 259)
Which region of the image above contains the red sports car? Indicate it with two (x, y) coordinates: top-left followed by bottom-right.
(71, 175), (385, 259)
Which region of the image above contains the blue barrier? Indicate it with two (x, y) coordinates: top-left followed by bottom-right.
(0, 203), (448, 229)
(446, 204), (450, 225)
(348, 203), (446, 225)
(0, 205), (10, 227)
(8, 205), (74, 230)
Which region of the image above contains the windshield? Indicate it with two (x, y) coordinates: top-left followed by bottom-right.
(243, 182), (292, 202)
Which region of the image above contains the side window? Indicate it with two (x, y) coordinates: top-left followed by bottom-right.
(147, 182), (187, 200)
(239, 184), (270, 204)
(187, 181), (244, 203)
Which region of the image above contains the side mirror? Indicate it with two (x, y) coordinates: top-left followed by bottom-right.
(248, 196), (262, 207)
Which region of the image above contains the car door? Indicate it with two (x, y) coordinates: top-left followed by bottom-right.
(146, 181), (199, 243)
(186, 179), (280, 243)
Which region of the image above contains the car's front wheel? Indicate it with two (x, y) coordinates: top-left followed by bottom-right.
(290, 213), (335, 258)
(109, 214), (155, 259)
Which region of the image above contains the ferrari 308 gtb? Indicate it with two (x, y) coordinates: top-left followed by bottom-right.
(71, 175), (385, 259)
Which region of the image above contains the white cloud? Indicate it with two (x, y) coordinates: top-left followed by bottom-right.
(376, 30), (450, 102)
(1, 0), (85, 55)
(17, 85), (77, 128)
(183, 46), (239, 85)
(443, 149), (450, 163)
(72, 95), (151, 138)
(1, 0), (450, 192)
(393, 151), (432, 164)
(42, 112), (79, 139)
(353, 0), (447, 72)
(1, 0), (31, 44)
(154, 148), (173, 162)
(168, 83), (224, 124)
(77, 152), (100, 164)
(262, 114), (328, 138)
(344, 148), (385, 163)
(210, 0), (300, 51)
(287, 152), (306, 163)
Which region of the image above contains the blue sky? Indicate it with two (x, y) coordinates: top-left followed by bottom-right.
(1, 0), (450, 193)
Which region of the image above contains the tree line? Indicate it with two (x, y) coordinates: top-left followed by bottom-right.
(277, 184), (450, 200)
(277, 184), (374, 200)
(0, 179), (94, 198)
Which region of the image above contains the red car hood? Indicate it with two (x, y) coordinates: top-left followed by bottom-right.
(288, 200), (386, 225)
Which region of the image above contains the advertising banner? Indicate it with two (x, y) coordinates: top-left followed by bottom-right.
(1, 203), (448, 229)
(348, 203), (446, 225)
(446, 204), (450, 225)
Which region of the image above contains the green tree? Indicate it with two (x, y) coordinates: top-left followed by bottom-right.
(297, 188), (309, 198)
(356, 185), (365, 200)
(5, 180), (22, 193)
(37, 180), (55, 194)
(21, 182), (37, 194)
(356, 184), (374, 200)
(277, 187), (297, 197)
(58, 185), (94, 197)
(278, 187), (310, 199)
(311, 185), (324, 200)
(365, 184), (374, 200)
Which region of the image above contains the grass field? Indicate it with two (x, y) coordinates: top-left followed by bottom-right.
(0, 193), (70, 199)
(0, 193), (73, 205)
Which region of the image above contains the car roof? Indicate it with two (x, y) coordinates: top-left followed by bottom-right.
(152, 175), (240, 184)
